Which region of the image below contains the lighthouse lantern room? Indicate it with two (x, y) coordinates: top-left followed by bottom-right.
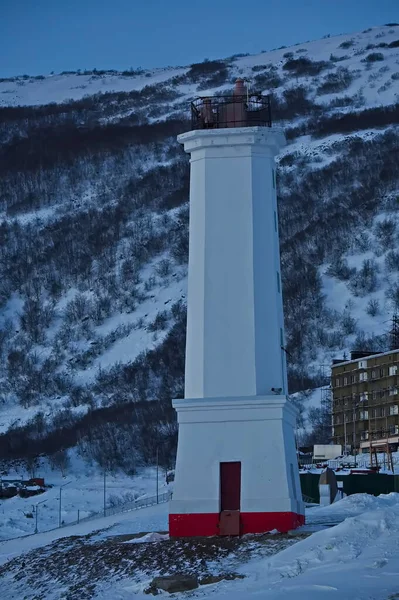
(169, 80), (304, 537)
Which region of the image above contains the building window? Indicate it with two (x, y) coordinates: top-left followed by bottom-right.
(389, 365), (398, 376)
(351, 375), (357, 383)
(335, 415), (341, 425)
(358, 360), (367, 369)
(372, 408), (377, 418)
(380, 368), (384, 378)
(277, 271), (280, 293)
(359, 372), (368, 382)
(343, 376), (348, 385)
(381, 407), (386, 417)
(371, 370), (377, 379)
(372, 390), (377, 401)
(345, 413), (351, 422)
(274, 210), (277, 232)
(359, 410), (368, 420)
(361, 431), (369, 441)
(389, 387), (398, 396)
(335, 378), (340, 387)
(360, 392), (368, 402)
(389, 405), (398, 416)
(390, 425), (399, 436)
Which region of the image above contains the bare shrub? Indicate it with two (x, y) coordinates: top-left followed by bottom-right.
(283, 57), (330, 76)
(317, 67), (354, 95)
(366, 298), (380, 317)
(364, 52), (385, 63)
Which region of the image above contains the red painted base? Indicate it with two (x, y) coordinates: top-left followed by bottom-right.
(169, 512), (305, 537)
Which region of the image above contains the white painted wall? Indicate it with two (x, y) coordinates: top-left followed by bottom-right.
(170, 395), (303, 516)
(171, 126), (303, 523)
(178, 127), (287, 400)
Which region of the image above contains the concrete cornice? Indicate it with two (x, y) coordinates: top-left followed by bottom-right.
(178, 126), (286, 156)
(173, 395), (298, 418)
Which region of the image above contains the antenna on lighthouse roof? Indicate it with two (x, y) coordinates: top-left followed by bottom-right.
(245, 79), (251, 103)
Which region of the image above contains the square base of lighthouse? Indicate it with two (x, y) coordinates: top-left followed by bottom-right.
(169, 395), (305, 537)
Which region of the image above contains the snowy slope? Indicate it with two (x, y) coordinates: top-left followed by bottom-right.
(1, 26), (398, 108)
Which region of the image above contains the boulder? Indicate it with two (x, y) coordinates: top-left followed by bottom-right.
(147, 574), (199, 594)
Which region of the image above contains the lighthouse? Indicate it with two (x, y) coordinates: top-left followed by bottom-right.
(169, 81), (304, 537)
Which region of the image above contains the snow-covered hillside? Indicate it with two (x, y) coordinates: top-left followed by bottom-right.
(1, 26), (398, 108)
(0, 24), (398, 468)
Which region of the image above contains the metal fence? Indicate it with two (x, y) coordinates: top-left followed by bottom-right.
(66, 491), (171, 528)
(2, 491), (171, 542)
(300, 455), (399, 471)
(326, 456), (399, 470)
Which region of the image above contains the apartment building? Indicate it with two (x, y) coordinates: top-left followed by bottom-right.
(331, 349), (399, 453)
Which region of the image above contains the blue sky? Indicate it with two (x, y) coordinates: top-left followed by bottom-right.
(1, 0), (398, 77)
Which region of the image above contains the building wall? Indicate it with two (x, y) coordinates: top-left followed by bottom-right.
(331, 350), (399, 451)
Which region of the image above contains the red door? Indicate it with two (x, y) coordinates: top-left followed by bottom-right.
(220, 462), (241, 511)
(219, 462), (241, 535)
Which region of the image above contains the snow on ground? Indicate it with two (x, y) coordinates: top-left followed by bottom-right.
(0, 259), (187, 433)
(204, 493), (399, 600)
(0, 396), (86, 435)
(122, 531), (169, 544)
(2, 492), (399, 599)
(0, 67), (189, 107)
(74, 263), (187, 384)
(0, 501), (169, 567)
(321, 207), (399, 340)
(0, 205), (58, 225)
(0, 452), (168, 541)
(0, 292), (24, 327)
(307, 490), (399, 520)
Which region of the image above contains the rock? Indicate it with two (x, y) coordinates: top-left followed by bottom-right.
(199, 574), (225, 586)
(199, 573), (245, 586)
(147, 574), (199, 594)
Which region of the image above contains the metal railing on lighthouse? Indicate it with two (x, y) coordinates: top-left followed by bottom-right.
(191, 79), (272, 130)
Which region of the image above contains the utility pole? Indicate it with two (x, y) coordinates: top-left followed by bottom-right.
(390, 314), (399, 351)
(319, 364), (332, 444)
(353, 402), (358, 468)
(103, 470), (106, 517)
(59, 481), (71, 528)
(156, 447), (159, 504)
(35, 498), (47, 534)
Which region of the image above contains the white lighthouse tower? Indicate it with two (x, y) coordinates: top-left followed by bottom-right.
(169, 81), (304, 537)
